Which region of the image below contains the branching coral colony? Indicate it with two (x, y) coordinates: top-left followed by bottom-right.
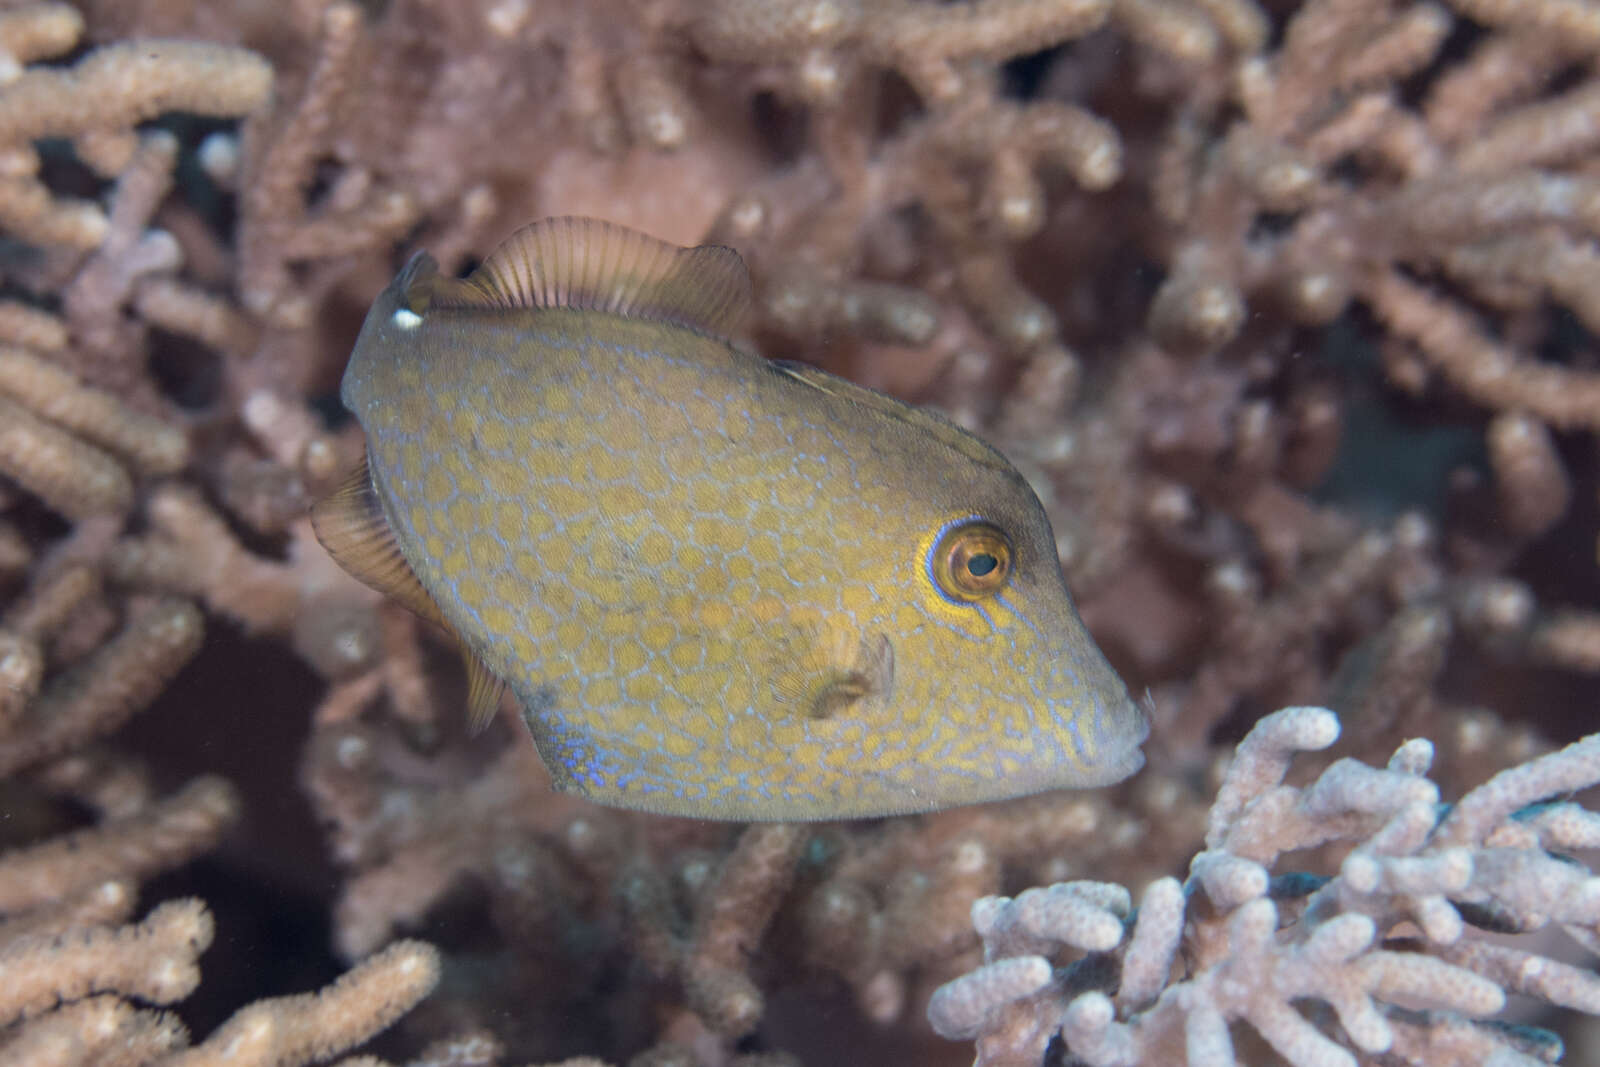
(1, 0), (1600, 1065)
(930, 707), (1600, 1067)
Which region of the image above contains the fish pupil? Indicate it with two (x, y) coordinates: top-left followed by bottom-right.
(967, 553), (998, 577)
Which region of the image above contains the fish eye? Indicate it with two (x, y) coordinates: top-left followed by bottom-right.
(931, 520), (1012, 601)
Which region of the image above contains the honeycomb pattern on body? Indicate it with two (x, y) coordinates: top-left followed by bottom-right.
(347, 304), (1144, 818)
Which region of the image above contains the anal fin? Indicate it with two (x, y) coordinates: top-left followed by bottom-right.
(312, 452), (505, 734)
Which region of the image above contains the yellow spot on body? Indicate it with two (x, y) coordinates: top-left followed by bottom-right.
(790, 424), (832, 455)
(423, 468), (453, 502)
(556, 620), (585, 651)
(527, 504), (558, 539)
(442, 449), (474, 483)
(657, 692), (690, 722)
(681, 393), (717, 430)
(496, 506), (524, 544)
(482, 457), (526, 496)
(492, 573), (523, 607)
(749, 596), (785, 624)
(773, 477), (811, 510)
(823, 743), (858, 770)
(721, 451), (761, 482)
(475, 418), (511, 451)
(707, 637), (739, 668)
(637, 530), (672, 567)
(446, 497), (475, 533)
(687, 479), (728, 515)
(583, 676), (621, 706)
(601, 418), (645, 454)
(607, 511), (652, 546)
(624, 576), (659, 609)
(698, 600), (733, 630)
(626, 673), (663, 702)
(722, 670), (753, 709)
(728, 717), (764, 751)
(770, 721), (805, 748)
(543, 482), (589, 517)
(792, 741), (823, 768)
(615, 640), (648, 673)
(669, 448), (706, 479)
(544, 387), (572, 415)
(587, 537), (622, 574)
(576, 637), (610, 674)
(564, 515), (601, 551)
(456, 575), (486, 610)
(838, 582), (876, 617)
(722, 408), (752, 440)
(633, 458), (671, 495)
(693, 564), (730, 600)
(750, 534), (780, 565)
(604, 485), (648, 519)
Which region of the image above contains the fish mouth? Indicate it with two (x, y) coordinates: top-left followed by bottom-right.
(1048, 685), (1150, 787)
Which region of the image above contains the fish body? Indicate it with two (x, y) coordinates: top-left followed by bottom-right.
(316, 218), (1146, 819)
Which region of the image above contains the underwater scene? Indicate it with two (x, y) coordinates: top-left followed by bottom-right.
(1, 1), (1599, 1065)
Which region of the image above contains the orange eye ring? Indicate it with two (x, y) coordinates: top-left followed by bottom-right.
(930, 520), (1013, 602)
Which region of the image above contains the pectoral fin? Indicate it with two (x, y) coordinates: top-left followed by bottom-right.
(765, 615), (895, 721)
(311, 453), (505, 733)
(311, 454), (446, 628)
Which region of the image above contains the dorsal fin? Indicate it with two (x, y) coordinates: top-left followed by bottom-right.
(770, 359), (1014, 473)
(425, 217), (752, 338)
(311, 454), (505, 735)
(396, 250), (444, 314)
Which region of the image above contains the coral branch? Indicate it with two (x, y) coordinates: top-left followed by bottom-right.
(165, 940), (441, 1067)
(0, 777), (237, 914)
(0, 898), (213, 1023)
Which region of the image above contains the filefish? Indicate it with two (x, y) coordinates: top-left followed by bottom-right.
(312, 217), (1147, 820)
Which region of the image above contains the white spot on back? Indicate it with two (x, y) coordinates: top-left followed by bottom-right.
(392, 307), (423, 330)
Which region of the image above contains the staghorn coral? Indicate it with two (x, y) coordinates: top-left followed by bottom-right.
(0, 760), (443, 1066)
(0, 0), (1598, 1063)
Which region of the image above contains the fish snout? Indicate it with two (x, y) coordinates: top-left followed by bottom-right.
(1042, 675), (1149, 788)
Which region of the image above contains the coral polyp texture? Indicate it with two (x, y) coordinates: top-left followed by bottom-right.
(929, 707), (1600, 1066)
(1, 0), (1599, 1064)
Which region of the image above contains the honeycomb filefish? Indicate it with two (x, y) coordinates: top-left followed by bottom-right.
(312, 217), (1147, 819)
